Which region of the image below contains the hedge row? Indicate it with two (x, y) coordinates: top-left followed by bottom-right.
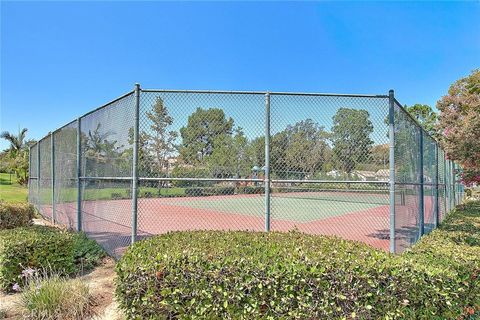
(0, 201), (35, 230)
(183, 186), (264, 197)
(115, 199), (480, 320)
(0, 225), (105, 291)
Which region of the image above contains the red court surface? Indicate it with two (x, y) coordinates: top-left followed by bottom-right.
(38, 193), (435, 257)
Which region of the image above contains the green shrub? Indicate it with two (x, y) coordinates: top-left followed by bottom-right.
(20, 272), (91, 320)
(0, 226), (104, 291)
(239, 186), (264, 194)
(404, 200), (480, 309)
(185, 187), (204, 197)
(0, 201), (35, 230)
(72, 232), (106, 271)
(213, 186), (235, 195)
(116, 227), (479, 319)
(465, 188), (473, 197)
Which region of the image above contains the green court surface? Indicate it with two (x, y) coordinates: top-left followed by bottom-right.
(169, 194), (386, 223)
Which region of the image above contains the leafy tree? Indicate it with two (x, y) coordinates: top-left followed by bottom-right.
(331, 108), (374, 174)
(437, 69), (480, 185)
(85, 123), (120, 157)
(144, 97), (178, 177)
(206, 128), (252, 178)
(179, 108), (234, 164)
(84, 123), (125, 176)
(283, 119), (330, 178)
(404, 104), (438, 138)
(250, 120), (331, 179)
(0, 128), (34, 184)
(1, 128), (28, 156)
(249, 136), (265, 168)
(125, 127), (151, 177)
(371, 144), (389, 167)
(270, 132), (289, 178)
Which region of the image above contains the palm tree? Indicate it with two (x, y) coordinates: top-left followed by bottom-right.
(0, 128), (28, 155)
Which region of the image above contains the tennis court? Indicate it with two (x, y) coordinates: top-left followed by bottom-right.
(52, 188), (385, 256)
(29, 87), (463, 257)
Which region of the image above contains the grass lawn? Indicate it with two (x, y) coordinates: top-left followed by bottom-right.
(0, 173), (28, 203)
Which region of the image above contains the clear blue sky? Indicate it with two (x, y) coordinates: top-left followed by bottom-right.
(1, 1), (479, 151)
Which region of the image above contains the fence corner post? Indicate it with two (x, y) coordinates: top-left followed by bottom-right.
(264, 92), (271, 232)
(28, 145), (32, 203)
(76, 118), (82, 232)
(50, 132), (55, 224)
(418, 129), (425, 238)
(37, 140), (41, 211)
(131, 83), (141, 244)
(388, 89), (396, 253)
(434, 143), (439, 228)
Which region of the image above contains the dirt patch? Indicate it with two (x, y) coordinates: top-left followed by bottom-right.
(83, 257), (124, 320)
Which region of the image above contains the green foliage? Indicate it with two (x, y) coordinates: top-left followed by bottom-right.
(0, 226), (104, 291)
(206, 128), (253, 178)
(404, 104), (438, 138)
(170, 167), (211, 187)
(83, 123), (131, 177)
(144, 97), (178, 176)
(20, 272), (91, 320)
(405, 200), (480, 287)
(184, 186), (236, 197)
(72, 232), (106, 271)
(437, 69), (480, 186)
(0, 201), (34, 229)
(238, 185), (264, 194)
(331, 108), (374, 174)
(179, 108), (234, 164)
(0, 149), (30, 185)
(116, 201), (480, 320)
(0, 226), (76, 291)
(283, 119), (331, 177)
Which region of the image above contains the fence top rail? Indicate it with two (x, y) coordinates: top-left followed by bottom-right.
(79, 90), (135, 119)
(142, 88), (389, 98)
(32, 90), (135, 146)
(52, 119), (77, 135)
(272, 179), (389, 184)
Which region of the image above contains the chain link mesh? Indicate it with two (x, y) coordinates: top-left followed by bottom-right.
(38, 137), (52, 221)
(28, 143), (39, 207)
(394, 103), (422, 253)
(79, 93), (135, 257)
(137, 91), (266, 238)
(422, 133), (436, 234)
(269, 94), (390, 249)
(27, 88), (465, 257)
(53, 121), (77, 229)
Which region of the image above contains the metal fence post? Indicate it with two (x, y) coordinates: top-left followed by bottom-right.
(76, 118), (82, 231)
(37, 141), (41, 210)
(388, 90), (395, 253)
(131, 83), (141, 244)
(451, 161), (456, 207)
(264, 92), (271, 232)
(444, 155), (448, 215)
(28, 145), (32, 203)
(434, 143), (439, 228)
(50, 133), (55, 224)
(418, 129), (425, 238)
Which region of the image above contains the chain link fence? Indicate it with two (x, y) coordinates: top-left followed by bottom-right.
(28, 85), (464, 258)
